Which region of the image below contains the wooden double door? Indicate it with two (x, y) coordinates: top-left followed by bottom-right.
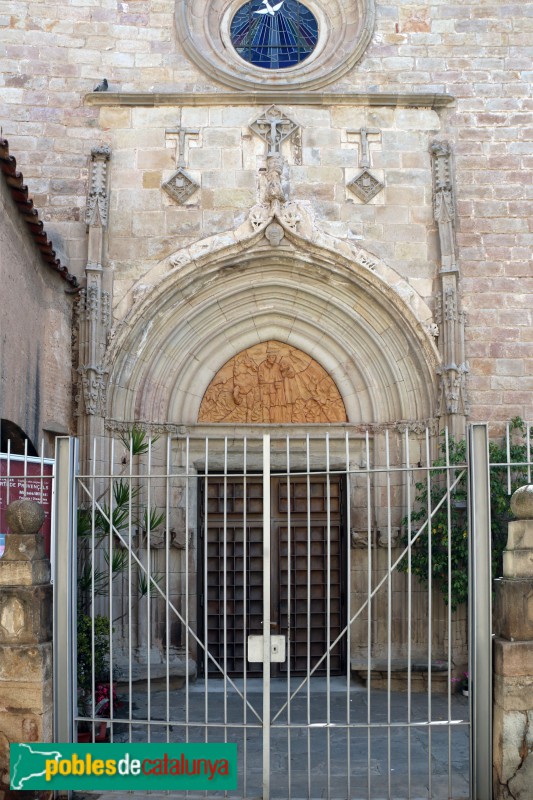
(200, 474), (346, 677)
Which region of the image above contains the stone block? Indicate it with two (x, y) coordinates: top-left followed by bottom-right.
(503, 548), (533, 578)
(0, 679), (52, 714)
(506, 519), (533, 550)
(0, 643), (52, 683)
(493, 705), (531, 789)
(0, 586), (52, 645)
(493, 673), (533, 712)
(99, 106), (131, 129)
(0, 560), (50, 587)
(495, 577), (533, 640)
(1, 534), (46, 565)
(0, 708), (53, 746)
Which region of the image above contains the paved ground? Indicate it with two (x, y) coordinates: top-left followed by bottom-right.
(76, 677), (470, 799)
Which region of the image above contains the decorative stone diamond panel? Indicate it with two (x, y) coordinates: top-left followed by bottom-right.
(162, 168), (199, 204)
(348, 169), (384, 203)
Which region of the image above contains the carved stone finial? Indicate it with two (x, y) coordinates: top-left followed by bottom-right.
(6, 500), (45, 535)
(86, 145), (112, 227)
(90, 145), (112, 160)
(510, 486), (533, 520)
(431, 139), (455, 222)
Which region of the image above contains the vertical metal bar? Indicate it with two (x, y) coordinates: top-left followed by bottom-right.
(6, 438), (11, 506)
(262, 434), (271, 800)
(204, 438), (209, 742)
(165, 435), (171, 743)
(243, 436), (248, 800)
(405, 429), (412, 800)
(325, 433), (331, 800)
(53, 436), (78, 743)
(425, 427), (433, 797)
(506, 421), (511, 496)
(127, 433), (133, 743)
(306, 434), (312, 800)
(185, 435), (190, 743)
(23, 437), (28, 495)
(445, 428), (453, 797)
(286, 435), (292, 800)
(365, 430), (372, 800)
(468, 424), (492, 800)
(385, 430), (392, 800)
(223, 437), (228, 746)
(345, 432), (351, 800)
(109, 437), (115, 741)
(90, 439), (97, 741)
(146, 436), (152, 742)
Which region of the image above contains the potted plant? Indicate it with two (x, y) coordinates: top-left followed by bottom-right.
(77, 612), (110, 742)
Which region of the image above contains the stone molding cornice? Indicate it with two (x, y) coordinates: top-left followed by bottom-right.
(85, 92), (455, 108)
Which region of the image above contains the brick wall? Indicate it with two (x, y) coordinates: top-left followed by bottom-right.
(0, 163), (73, 452)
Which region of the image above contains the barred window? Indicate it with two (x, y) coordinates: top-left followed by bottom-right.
(230, 0), (319, 70)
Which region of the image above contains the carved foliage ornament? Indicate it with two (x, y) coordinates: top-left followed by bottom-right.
(86, 146), (111, 227)
(198, 341), (347, 424)
(78, 365), (108, 416)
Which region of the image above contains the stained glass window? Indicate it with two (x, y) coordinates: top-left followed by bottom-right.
(230, 0), (319, 70)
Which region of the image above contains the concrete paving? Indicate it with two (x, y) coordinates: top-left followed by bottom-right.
(76, 677), (470, 799)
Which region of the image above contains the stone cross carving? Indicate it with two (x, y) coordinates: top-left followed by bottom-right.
(250, 106), (299, 156)
(347, 127), (381, 169)
(346, 127), (384, 203)
(165, 126), (199, 168)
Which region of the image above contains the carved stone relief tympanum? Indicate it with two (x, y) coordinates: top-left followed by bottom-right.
(198, 341), (347, 424)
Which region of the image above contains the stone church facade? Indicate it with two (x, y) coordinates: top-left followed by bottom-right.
(1, 0), (531, 437)
(1, 1), (531, 680)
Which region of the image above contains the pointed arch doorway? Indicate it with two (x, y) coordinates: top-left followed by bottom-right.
(198, 341), (348, 677)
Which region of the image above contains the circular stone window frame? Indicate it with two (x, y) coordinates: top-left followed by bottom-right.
(175, 0), (376, 91)
(224, 0), (325, 73)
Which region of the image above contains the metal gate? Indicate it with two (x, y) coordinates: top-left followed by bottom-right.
(53, 425), (494, 799)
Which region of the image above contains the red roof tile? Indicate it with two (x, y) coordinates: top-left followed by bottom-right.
(0, 138), (79, 288)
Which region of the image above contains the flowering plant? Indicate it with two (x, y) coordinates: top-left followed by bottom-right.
(94, 682), (121, 718)
(451, 671), (469, 692)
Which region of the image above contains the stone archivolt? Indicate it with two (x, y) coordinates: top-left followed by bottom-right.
(198, 341), (347, 424)
(104, 211), (438, 428)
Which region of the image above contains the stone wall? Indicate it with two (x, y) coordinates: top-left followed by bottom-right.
(0, 0), (531, 422)
(0, 501), (53, 798)
(0, 161), (74, 454)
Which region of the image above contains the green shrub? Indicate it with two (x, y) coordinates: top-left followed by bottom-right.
(399, 418), (529, 610)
